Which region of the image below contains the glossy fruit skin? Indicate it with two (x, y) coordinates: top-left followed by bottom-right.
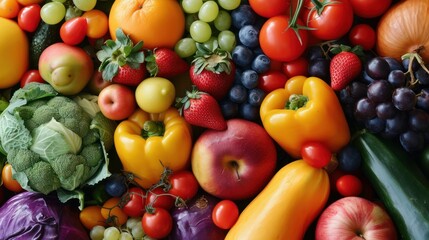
(212, 200), (240, 230)
(0, 17), (29, 89)
(146, 187), (175, 210)
(17, 4), (41, 32)
(302, 0), (354, 41)
(81, 9), (109, 39)
(301, 142), (332, 168)
(122, 187), (146, 217)
(259, 15), (308, 62)
(248, 0), (290, 18)
(20, 69), (44, 88)
(109, 0), (185, 49)
(168, 171), (199, 201)
(79, 205), (106, 230)
(348, 24), (376, 51)
(0, 0), (20, 19)
(142, 208), (173, 239)
(60, 17), (88, 45)
(2, 164), (23, 193)
(336, 174), (363, 197)
(281, 57), (309, 78)
(257, 70), (288, 94)
(330, 52), (362, 91)
(350, 0), (392, 18)
(101, 197), (129, 226)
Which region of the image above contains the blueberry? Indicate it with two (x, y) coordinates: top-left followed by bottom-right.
(251, 54), (270, 73)
(239, 103), (260, 122)
(241, 69), (259, 89)
(337, 145), (362, 172)
(308, 58), (330, 81)
(238, 25), (259, 48)
(247, 88), (266, 106)
(104, 173), (127, 197)
(232, 45), (254, 68)
(228, 84), (248, 103)
(231, 4), (257, 30)
(220, 100), (239, 119)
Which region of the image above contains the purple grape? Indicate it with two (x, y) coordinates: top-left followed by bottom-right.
(365, 117), (386, 133)
(408, 108), (429, 132)
(308, 58), (330, 81)
(392, 87), (416, 111)
(376, 102), (397, 120)
(365, 57), (390, 80)
(415, 66), (429, 85)
(387, 70), (406, 88)
(306, 45), (325, 62)
(354, 98), (376, 120)
(384, 57), (404, 72)
(367, 80), (393, 103)
(350, 81), (368, 100)
(402, 57), (420, 72)
(337, 144), (362, 172)
(385, 111), (408, 135)
(400, 130), (425, 152)
(416, 88), (429, 111)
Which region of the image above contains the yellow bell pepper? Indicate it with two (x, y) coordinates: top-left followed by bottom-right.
(260, 76), (350, 159)
(114, 107), (193, 188)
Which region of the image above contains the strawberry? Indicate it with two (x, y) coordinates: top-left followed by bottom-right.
(145, 48), (189, 78)
(96, 28), (146, 86)
(189, 42), (235, 100)
(176, 87), (227, 131)
(330, 51), (362, 91)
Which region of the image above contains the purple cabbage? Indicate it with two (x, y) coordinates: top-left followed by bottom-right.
(0, 191), (89, 240)
(169, 193), (227, 240)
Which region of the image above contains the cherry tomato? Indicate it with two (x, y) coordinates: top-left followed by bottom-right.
(259, 15), (308, 62)
(142, 207), (173, 239)
(281, 56), (309, 78)
(302, 0), (354, 41)
(0, 0), (20, 19)
(212, 199), (240, 230)
(81, 9), (108, 39)
(248, 0), (290, 18)
(336, 174), (363, 197)
(16, 0), (42, 6)
(146, 187), (175, 210)
(60, 17), (88, 45)
(122, 187), (146, 217)
(79, 205), (106, 230)
(20, 69), (44, 88)
(257, 70), (288, 94)
(168, 170), (199, 201)
(100, 197), (128, 226)
(2, 163), (23, 193)
(348, 24), (376, 51)
(301, 142), (332, 168)
(17, 4), (40, 32)
(349, 0), (392, 18)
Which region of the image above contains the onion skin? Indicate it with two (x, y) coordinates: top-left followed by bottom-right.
(376, 0), (429, 62)
(168, 193), (228, 240)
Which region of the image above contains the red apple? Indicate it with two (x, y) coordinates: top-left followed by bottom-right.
(315, 196), (397, 240)
(191, 119), (277, 200)
(86, 71), (113, 95)
(98, 84), (137, 121)
(38, 43), (94, 95)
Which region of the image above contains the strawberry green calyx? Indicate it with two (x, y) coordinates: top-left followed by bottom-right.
(175, 86), (202, 115)
(96, 28), (145, 81)
(192, 41), (232, 75)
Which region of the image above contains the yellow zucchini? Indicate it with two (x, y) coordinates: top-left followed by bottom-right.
(225, 159), (330, 240)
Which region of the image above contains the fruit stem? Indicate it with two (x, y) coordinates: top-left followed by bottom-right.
(285, 94), (309, 110)
(142, 120), (165, 139)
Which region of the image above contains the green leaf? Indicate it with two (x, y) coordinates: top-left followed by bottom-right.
(96, 49), (111, 62)
(132, 41), (144, 53)
(57, 188), (85, 210)
(84, 141), (111, 188)
(123, 45), (133, 56)
(102, 62), (119, 81)
(128, 51), (145, 64)
(90, 112), (117, 151)
(105, 39), (116, 49)
(116, 28), (130, 46)
(127, 62), (141, 69)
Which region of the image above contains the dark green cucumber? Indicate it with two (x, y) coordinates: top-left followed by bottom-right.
(29, 21), (62, 69)
(353, 131), (429, 240)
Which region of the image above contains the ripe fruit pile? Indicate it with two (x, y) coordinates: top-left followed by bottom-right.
(1, 0), (429, 240)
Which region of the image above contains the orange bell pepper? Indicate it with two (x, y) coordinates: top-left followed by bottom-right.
(260, 76), (350, 159)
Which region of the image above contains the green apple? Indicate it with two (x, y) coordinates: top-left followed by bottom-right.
(38, 42), (93, 95)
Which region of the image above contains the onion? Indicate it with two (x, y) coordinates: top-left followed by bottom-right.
(376, 0), (429, 62)
(168, 193), (228, 240)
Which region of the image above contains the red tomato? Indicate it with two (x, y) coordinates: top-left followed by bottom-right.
(122, 187), (146, 217)
(257, 70), (288, 93)
(81, 9), (108, 39)
(17, 3), (40, 32)
(248, 0), (290, 18)
(302, 0), (354, 41)
(20, 69), (44, 88)
(259, 15), (308, 62)
(301, 142), (332, 168)
(146, 187), (175, 210)
(348, 23), (376, 51)
(212, 199), (240, 230)
(349, 0), (392, 18)
(281, 56), (309, 78)
(168, 170), (199, 201)
(60, 17), (88, 45)
(142, 208), (173, 239)
(2, 164), (23, 193)
(336, 174), (363, 197)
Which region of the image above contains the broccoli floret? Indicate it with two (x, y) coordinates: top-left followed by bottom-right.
(6, 148), (40, 172)
(80, 143), (103, 168)
(82, 129), (99, 146)
(31, 105), (61, 126)
(50, 153), (90, 191)
(25, 161), (61, 195)
(15, 105), (36, 120)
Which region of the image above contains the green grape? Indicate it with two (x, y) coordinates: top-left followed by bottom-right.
(181, 0), (203, 14)
(131, 222), (144, 239)
(119, 232), (133, 240)
(185, 13), (199, 32)
(73, 0), (97, 11)
(104, 227), (120, 240)
(218, 30), (236, 52)
(175, 37), (197, 58)
(198, 0), (219, 22)
(40, 2), (66, 25)
(202, 36), (217, 50)
(190, 20), (212, 43)
(125, 217), (140, 230)
(52, 0), (67, 3)
(89, 225), (105, 240)
(214, 10), (232, 31)
(218, 0), (241, 10)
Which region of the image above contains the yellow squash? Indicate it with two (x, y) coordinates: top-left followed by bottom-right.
(225, 159), (330, 240)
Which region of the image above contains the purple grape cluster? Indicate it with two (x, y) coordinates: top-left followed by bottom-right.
(340, 56), (429, 153)
(219, 3), (269, 123)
